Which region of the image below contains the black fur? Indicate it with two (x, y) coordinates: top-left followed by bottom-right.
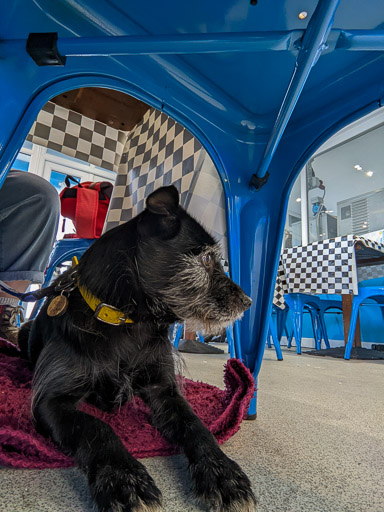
(22, 186), (256, 512)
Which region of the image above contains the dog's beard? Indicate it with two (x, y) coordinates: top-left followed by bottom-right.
(159, 250), (249, 334)
(181, 311), (244, 336)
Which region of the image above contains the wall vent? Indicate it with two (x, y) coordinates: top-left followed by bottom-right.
(351, 198), (369, 235)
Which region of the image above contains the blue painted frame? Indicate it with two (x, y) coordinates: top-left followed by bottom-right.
(1, 0), (384, 417)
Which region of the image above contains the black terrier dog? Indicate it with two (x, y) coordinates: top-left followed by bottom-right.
(21, 185), (255, 512)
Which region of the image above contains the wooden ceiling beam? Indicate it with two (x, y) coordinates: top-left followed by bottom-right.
(51, 87), (149, 131)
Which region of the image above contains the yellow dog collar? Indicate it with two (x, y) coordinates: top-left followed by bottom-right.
(73, 257), (134, 326)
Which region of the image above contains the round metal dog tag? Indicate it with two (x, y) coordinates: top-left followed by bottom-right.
(47, 295), (68, 317)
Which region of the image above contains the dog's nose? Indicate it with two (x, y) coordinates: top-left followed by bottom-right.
(241, 294), (252, 310)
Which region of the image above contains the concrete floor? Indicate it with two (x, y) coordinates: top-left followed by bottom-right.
(1, 346), (383, 512)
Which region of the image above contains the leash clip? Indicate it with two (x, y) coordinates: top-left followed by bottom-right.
(54, 269), (78, 294)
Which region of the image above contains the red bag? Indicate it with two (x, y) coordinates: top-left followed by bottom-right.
(59, 176), (113, 239)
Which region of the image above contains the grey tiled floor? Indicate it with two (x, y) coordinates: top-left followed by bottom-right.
(1, 347), (383, 511)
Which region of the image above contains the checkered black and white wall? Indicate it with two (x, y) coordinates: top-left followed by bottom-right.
(27, 101), (229, 263)
(27, 102), (127, 172)
(105, 108), (228, 262)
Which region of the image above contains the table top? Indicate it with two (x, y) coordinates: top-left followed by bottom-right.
(274, 235), (384, 308)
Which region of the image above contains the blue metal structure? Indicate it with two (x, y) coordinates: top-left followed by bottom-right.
(1, 0), (384, 417)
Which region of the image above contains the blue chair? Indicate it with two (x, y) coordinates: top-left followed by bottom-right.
(344, 277), (384, 360)
(29, 238), (96, 319)
(284, 293), (342, 354)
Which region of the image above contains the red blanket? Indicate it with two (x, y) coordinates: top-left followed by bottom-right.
(0, 338), (254, 469)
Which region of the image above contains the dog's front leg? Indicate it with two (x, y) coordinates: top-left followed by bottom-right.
(140, 383), (256, 512)
(34, 394), (162, 512)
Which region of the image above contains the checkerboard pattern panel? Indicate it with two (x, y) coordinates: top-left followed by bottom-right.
(273, 266), (289, 309)
(27, 102), (127, 172)
(273, 234), (384, 308)
(105, 108), (203, 226)
(282, 236), (355, 295)
(105, 107), (229, 266)
(185, 149), (228, 263)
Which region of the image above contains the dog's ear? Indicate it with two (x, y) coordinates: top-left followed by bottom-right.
(146, 186), (179, 216)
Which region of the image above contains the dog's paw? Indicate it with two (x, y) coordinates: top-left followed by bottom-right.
(190, 452), (256, 512)
(90, 462), (162, 512)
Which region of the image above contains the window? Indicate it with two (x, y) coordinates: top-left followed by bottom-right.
(284, 108), (384, 248)
(11, 141), (33, 172)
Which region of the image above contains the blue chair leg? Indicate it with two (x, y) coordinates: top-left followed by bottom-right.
(226, 324), (235, 358)
(344, 299), (361, 360)
(308, 307), (323, 350)
(197, 332), (205, 343)
(173, 323), (184, 349)
(247, 377), (258, 420)
(275, 306), (289, 341)
(289, 308), (303, 354)
(291, 313), (302, 353)
(285, 324), (293, 347)
(268, 316), (283, 360)
(284, 295), (306, 354)
(318, 311), (331, 349)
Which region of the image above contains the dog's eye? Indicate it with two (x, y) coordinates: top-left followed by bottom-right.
(201, 254), (213, 268)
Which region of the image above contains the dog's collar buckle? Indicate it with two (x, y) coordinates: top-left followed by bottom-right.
(77, 281), (134, 326)
(93, 302), (134, 325)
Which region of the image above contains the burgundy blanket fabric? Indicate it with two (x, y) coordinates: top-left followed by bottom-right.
(0, 337), (254, 469)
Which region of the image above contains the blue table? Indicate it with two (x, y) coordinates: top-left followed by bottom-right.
(1, 1), (384, 416)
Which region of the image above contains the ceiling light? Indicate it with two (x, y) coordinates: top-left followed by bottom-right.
(295, 197), (301, 203)
(365, 170), (374, 177)
(354, 165), (362, 171)
(298, 11), (308, 19)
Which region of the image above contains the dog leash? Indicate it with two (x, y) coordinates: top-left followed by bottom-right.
(0, 258), (134, 325)
(0, 259), (79, 303)
(0, 280), (56, 302)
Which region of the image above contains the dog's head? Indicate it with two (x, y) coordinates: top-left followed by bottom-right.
(136, 186), (251, 334)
